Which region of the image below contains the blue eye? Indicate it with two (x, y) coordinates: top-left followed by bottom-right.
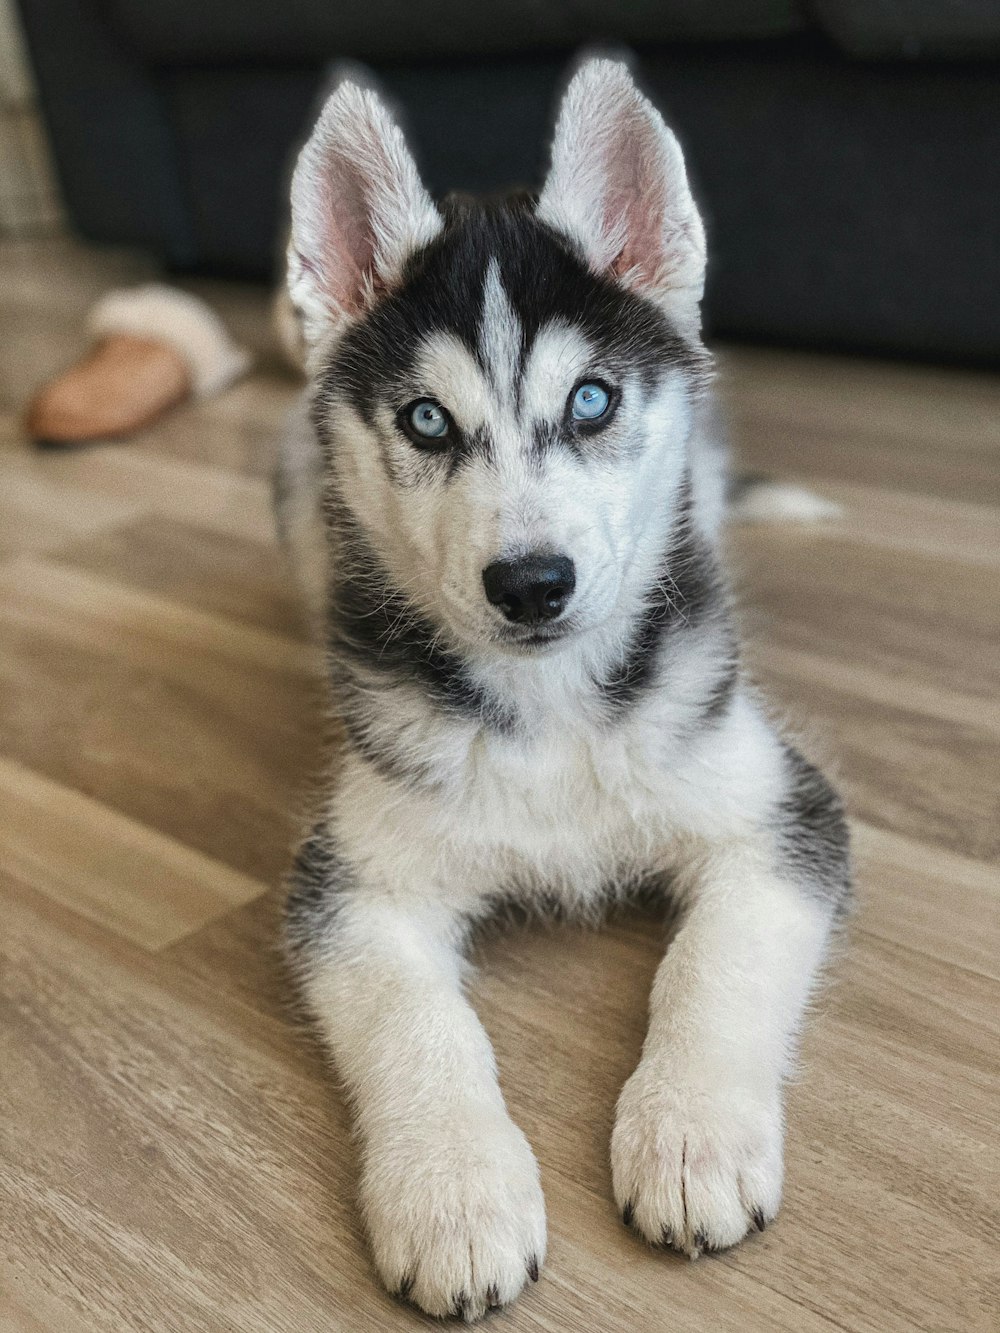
(407, 399), (449, 440)
(571, 382), (611, 421)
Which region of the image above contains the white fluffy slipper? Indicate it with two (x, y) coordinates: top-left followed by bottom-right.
(87, 284), (252, 398)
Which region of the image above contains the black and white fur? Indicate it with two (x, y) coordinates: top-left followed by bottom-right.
(276, 59), (850, 1322)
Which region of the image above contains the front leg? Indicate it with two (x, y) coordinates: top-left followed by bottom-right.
(285, 823), (545, 1319)
(612, 747), (850, 1255)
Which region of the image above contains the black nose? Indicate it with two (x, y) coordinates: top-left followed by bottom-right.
(482, 553), (576, 625)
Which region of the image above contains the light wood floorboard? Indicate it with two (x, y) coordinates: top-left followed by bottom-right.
(0, 238), (997, 1332)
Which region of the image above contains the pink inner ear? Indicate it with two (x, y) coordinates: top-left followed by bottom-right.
(605, 109), (668, 290)
(315, 147), (377, 316)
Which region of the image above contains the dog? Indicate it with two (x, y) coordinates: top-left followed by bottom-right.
(274, 57), (851, 1322)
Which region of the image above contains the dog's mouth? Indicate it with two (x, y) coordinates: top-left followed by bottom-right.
(497, 622), (575, 652)
(439, 592), (585, 655)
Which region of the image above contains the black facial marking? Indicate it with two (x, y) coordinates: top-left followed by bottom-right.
(324, 194), (709, 468)
(327, 505), (513, 731)
(531, 416), (571, 459)
(776, 743), (852, 915)
(445, 424), (494, 479)
(599, 479), (729, 711)
(283, 822), (352, 957)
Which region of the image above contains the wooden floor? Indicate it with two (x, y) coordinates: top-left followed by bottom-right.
(1, 237), (997, 1333)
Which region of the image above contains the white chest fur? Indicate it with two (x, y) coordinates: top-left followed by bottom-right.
(331, 679), (783, 918)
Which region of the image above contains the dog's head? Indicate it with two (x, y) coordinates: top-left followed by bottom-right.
(289, 58), (710, 657)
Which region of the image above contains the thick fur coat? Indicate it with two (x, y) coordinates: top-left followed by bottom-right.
(275, 58), (851, 1322)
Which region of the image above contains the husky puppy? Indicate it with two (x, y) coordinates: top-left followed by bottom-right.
(275, 58), (850, 1322)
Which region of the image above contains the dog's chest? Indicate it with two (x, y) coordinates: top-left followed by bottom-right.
(341, 667), (744, 911)
(452, 717), (671, 884)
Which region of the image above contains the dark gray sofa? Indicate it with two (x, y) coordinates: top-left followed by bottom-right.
(16, 0), (1000, 363)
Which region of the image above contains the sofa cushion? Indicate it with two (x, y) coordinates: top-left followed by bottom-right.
(108, 0), (804, 65)
(812, 0), (1000, 60)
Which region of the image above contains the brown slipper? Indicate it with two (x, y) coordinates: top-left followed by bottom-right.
(26, 335), (192, 447)
(24, 284), (251, 448)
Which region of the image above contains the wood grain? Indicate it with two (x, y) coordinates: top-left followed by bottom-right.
(0, 756), (267, 949)
(0, 237), (997, 1333)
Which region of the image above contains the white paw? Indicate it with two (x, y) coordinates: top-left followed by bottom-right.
(611, 1064), (784, 1256)
(360, 1103), (546, 1321)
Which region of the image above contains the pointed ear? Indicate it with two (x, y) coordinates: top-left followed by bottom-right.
(287, 73), (442, 356)
(537, 59), (706, 335)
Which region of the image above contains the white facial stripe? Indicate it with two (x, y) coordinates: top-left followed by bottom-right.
(412, 332), (493, 433)
(413, 314), (599, 444)
(478, 258), (522, 400)
(409, 307), (629, 515)
(521, 322), (596, 427)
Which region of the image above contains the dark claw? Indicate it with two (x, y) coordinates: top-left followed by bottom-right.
(394, 1274), (414, 1302)
(527, 1255), (539, 1283)
(622, 1200), (635, 1228)
(659, 1226), (675, 1250)
(486, 1283), (500, 1307)
(451, 1290), (470, 1319)
(752, 1207), (768, 1232)
(693, 1229), (711, 1254)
